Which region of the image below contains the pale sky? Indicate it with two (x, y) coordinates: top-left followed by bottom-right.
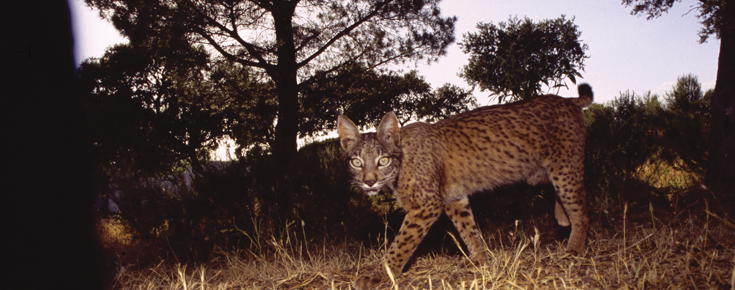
(69, 0), (720, 105)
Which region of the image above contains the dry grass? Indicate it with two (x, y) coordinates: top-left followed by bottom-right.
(97, 217), (153, 267)
(101, 189), (735, 290)
(100, 163), (733, 289)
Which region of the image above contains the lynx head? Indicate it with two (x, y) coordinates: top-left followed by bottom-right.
(337, 112), (402, 196)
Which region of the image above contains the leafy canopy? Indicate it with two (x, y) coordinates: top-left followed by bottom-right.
(659, 74), (711, 173)
(459, 15), (588, 102)
(79, 42), (275, 176)
(84, 0), (457, 92)
(621, 0), (726, 43)
(300, 64), (477, 134)
(86, 0), (458, 161)
(80, 42), (475, 175)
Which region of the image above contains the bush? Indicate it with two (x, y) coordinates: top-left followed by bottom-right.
(584, 75), (711, 208)
(583, 91), (663, 201)
(110, 163), (250, 262)
(657, 74), (711, 175)
(290, 138), (381, 238)
(107, 138), (387, 263)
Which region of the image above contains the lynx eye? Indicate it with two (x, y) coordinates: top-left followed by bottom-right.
(350, 158), (363, 168)
(378, 157), (391, 166)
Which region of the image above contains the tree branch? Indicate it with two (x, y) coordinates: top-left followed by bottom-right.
(183, 0), (273, 69)
(192, 26), (263, 68)
(296, 0), (390, 68)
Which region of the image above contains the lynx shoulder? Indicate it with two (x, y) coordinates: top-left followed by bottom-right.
(338, 84), (594, 290)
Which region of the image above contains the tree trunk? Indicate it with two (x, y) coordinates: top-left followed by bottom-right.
(706, 0), (735, 193)
(260, 1), (300, 223)
(271, 1), (300, 166)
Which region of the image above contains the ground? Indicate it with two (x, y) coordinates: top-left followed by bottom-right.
(98, 184), (735, 290)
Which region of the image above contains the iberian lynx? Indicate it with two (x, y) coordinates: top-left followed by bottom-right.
(338, 84), (594, 289)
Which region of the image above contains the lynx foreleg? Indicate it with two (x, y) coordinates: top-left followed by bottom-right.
(444, 197), (487, 264)
(353, 201), (443, 290)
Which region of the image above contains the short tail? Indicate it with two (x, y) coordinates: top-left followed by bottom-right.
(573, 83), (594, 108)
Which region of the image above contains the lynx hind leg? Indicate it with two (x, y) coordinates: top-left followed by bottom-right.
(550, 169), (589, 255)
(353, 202), (443, 290)
(444, 197), (487, 264)
(554, 198), (571, 227)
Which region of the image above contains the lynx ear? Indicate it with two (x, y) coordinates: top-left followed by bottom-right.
(337, 115), (362, 151)
(377, 111), (400, 151)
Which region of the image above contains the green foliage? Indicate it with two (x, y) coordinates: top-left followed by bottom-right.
(206, 60), (278, 154)
(584, 91), (663, 197)
(658, 74), (711, 174)
(583, 74), (711, 199)
(622, 0), (680, 20)
(111, 161), (260, 262)
(622, 0), (734, 194)
(413, 83), (479, 124)
(621, 0), (725, 43)
(300, 64), (477, 133)
(459, 15), (588, 102)
(86, 0), (457, 161)
(289, 139), (379, 236)
(79, 43), (276, 177)
(86, 0), (457, 70)
(110, 138), (382, 262)
(300, 64), (431, 133)
(80, 44), (218, 176)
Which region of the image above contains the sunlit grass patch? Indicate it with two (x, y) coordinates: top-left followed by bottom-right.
(634, 158), (702, 189)
(96, 217), (151, 267)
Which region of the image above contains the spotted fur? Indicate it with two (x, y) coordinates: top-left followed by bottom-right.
(338, 84), (594, 290)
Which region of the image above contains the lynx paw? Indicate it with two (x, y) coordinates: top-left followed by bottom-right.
(565, 237), (587, 256)
(352, 267), (392, 290)
(456, 252), (487, 269)
(352, 273), (384, 290)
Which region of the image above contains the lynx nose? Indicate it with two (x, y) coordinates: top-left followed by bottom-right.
(364, 180), (376, 187)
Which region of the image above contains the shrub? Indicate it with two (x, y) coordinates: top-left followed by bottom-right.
(584, 91), (664, 201)
(106, 138), (387, 263)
